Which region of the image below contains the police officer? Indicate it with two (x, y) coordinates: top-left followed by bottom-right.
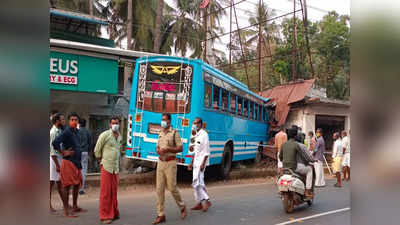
(152, 113), (187, 224)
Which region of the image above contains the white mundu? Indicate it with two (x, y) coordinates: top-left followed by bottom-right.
(342, 136), (351, 167)
(191, 129), (210, 202)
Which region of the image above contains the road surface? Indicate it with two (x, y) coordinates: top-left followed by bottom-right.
(49, 178), (350, 225)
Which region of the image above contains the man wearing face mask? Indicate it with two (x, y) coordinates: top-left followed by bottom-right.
(153, 113), (187, 224)
(52, 112), (85, 218)
(188, 117), (212, 212)
(94, 116), (122, 224)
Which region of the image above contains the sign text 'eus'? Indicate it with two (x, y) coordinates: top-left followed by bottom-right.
(49, 58), (78, 85)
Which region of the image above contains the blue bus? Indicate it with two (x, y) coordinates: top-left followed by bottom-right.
(126, 56), (270, 177)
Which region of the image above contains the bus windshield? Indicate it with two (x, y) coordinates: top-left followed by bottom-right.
(136, 62), (193, 114)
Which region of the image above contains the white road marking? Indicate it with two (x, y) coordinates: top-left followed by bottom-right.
(274, 207), (351, 225)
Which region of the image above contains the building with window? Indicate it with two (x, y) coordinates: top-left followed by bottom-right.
(260, 79), (350, 151)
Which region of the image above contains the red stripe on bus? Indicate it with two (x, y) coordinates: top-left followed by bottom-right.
(185, 155), (194, 158)
(126, 147), (133, 150)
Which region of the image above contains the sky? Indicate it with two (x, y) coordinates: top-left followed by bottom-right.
(164, 0), (350, 56)
(112, 0), (350, 54)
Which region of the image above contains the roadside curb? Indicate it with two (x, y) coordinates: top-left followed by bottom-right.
(85, 167), (277, 187)
(85, 167), (333, 188)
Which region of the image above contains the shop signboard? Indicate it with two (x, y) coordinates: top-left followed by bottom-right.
(50, 51), (118, 94)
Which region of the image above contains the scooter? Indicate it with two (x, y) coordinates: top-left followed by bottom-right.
(277, 166), (315, 213)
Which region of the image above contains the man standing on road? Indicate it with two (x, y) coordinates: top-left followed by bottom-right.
(78, 118), (92, 195)
(341, 130), (351, 181)
(332, 132), (343, 187)
(306, 131), (317, 153)
(275, 127), (287, 175)
(279, 128), (316, 198)
(152, 113), (187, 224)
(50, 113), (65, 213)
(52, 112), (85, 218)
(94, 116), (122, 224)
(313, 128), (326, 187)
(188, 117), (212, 212)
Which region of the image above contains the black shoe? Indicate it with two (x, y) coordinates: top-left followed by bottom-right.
(79, 190), (85, 195)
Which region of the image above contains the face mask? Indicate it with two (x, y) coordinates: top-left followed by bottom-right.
(111, 124), (119, 132)
(77, 124), (80, 130)
(191, 124), (197, 131)
(161, 121), (167, 128)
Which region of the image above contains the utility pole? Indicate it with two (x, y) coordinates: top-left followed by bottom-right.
(203, 7), (208, 61)
(89, 0), (93, 15)
(229, 0), (233, 74)
(292, 0), (298, 81)
(153, 0), (164, 53)
(299, 0), (315, 78)
(233, 2), (250, 87)
(258, 0), (262, 92)
(127, 0), (132, 50)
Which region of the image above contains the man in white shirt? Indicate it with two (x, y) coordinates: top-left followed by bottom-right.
(50, 113), (65, 213)
(332, 132), (343, 187)
(341, 130), (351, 181)
(188, 118), (211, 212)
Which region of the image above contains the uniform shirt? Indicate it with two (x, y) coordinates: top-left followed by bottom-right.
(52, 126), (82, 169)
(50, 125), (62, 157)
(78, 127), (92, 152)
(94, 129), (122, 174)
(314, 136), (325, 161)
(342, 136), (350, 154)
(275, 131), (288, 153)
(192, 129), (210, 167)
(157, 127), (182, 160)
(332, 139), (343, 158)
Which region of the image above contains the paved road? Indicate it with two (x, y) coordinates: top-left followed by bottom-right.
(49, 178), (350, 225)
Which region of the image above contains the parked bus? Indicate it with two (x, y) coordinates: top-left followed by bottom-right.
(125, 56), (270, 178)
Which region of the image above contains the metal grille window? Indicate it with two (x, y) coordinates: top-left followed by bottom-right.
(137, 62), (193, 114)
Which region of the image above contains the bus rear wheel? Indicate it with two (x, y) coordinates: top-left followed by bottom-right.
(219, 147), (232, 179)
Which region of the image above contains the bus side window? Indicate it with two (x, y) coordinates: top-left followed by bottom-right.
(204, 83), (212, 108)
(249, 102), (254, 119)
(222, 89), (228, 111)
(230, 94), (236, 113)
(259, 105), (263, 121)
(213, 85), (220, 110)
(255, 104), (259, 120)
(243, 99), (248, 117)
(237, 97), (243, 116)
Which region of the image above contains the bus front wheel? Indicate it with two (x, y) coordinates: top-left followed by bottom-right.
(219, 148), (232, 179)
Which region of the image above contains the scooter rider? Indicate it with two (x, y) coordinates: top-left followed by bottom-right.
(279, 127), (316, 198)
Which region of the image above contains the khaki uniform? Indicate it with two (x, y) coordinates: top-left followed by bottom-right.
(156, 127), (185, 216)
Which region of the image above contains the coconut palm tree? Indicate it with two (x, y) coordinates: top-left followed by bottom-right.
(245, 1), (280, 59)
(162, 0), (225, 58)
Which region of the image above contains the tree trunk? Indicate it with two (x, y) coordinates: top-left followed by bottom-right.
(153, 0), (164, 53)
(127, 0), (133, 50)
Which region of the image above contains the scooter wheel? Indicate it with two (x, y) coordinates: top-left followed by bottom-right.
(282, 193), (294, 213)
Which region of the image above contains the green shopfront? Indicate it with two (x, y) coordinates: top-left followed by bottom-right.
(50, 49), (120, 164)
